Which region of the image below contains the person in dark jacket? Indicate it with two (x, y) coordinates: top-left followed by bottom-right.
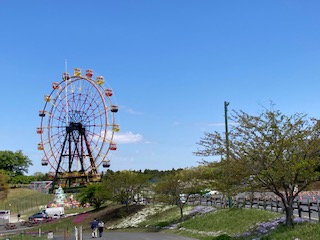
(91, 218), (99, 238)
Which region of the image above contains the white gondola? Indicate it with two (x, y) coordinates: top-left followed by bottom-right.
(41, 159), (48, 166)
(62, 73), (70, 81)
(110, 105), (118, 113)
(39, 110), (46, 117)
(103, 162), (110, 168)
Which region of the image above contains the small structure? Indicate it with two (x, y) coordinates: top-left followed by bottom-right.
(30, 181), (53, 193)
(0, 210), (10, 226)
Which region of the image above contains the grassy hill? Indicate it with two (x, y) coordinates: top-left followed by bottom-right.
(1, 188), (62, 215)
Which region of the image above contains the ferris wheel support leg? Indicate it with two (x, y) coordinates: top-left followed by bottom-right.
(51, 134), (69, 192)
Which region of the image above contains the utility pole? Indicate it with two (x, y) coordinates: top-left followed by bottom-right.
(224, 101), (232, 208)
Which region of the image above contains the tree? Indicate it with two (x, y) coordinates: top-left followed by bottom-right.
(0, 150), (32, 176)
(0, 170), (9, 200)
(9, 175), (36, 185)
(194, 107), (320, 226)
(153, 168), (205, 220)
(196, 159), (252, 198)
(103, 170), (151, 212)
(79, 182), (109, 208)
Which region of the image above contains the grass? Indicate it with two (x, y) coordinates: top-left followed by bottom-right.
(0, 188), (53, 214)
(3, 188), (320, 239)
(260, 222), (320, 240)
(180, 208), (282, 237)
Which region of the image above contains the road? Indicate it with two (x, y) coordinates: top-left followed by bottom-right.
(0, 228), (198, 240)
(49, 231), (198, 240)
(0, 217), (197, 240)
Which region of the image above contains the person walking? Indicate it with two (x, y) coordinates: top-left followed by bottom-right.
(98, 220), (105, 237)
(17, 213), (21, 222)
(91, 218), (99, 238)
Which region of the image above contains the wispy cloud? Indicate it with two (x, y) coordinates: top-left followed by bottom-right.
(113, 132), (143, 144)
(208, 122), (238, 127)
(208, 122), (225, 127)
(122, 106), (143, 115)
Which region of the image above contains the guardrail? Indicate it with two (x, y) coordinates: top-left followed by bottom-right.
(202, 196), (320, 221)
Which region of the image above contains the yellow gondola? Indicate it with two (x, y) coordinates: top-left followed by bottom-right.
(112, 124), (120, 132)
(74, 68), (81, 76)
(96, 76), (104, 85)
(44, 95), (51, 102)
(37, 143), (44, 150)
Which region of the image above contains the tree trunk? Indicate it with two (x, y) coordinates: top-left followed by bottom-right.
(284, 204), (294, 226)
(125, 200), (129, 212)
(179, 203), (184, 221)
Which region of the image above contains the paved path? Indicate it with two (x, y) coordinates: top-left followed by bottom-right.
(1, 219), (198, 240)
(51, 231), (198, 240)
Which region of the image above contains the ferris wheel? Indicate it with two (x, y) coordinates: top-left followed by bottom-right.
(37, 68), (119, 190)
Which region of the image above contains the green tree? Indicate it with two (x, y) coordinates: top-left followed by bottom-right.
(153, 168), (205, 220)
(0, 150), (32, 176)
(0, 170), (9, 200)
(103, 170), (151, 212)
(194, 107), (320, 226)
(79, 182), (109, 208)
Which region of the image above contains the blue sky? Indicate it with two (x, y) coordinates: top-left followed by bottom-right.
(1, 0), (320, 175)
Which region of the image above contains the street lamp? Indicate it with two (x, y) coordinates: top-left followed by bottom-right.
(224, 101), (232, 208)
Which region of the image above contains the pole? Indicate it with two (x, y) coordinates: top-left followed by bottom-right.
(224, 101), (232, 208)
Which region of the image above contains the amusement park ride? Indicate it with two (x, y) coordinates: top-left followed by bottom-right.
(37, 68), (119, 192)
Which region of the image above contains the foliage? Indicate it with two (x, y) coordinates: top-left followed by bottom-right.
(9, 174), (37, 184)
(32, 172), (50, 181)
(103, 170), (151, 212)
(194, 106), (320, 226)
(153, 168), (206, 220)
(0, 150), (33, 177)
(78, 182), (109, 208)
(0, 169), (9, 200)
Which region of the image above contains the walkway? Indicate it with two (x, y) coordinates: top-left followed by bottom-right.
(51, 231), (197, 240)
